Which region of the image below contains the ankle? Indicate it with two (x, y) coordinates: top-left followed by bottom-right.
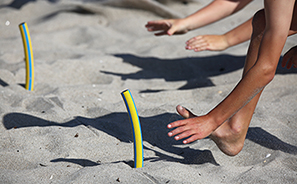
(210, 123), (246, 156)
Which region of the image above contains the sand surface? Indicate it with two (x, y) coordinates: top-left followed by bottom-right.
(0, 0), (297, 183)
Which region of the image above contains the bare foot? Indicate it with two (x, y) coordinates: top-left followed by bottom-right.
(175, 105), (196, 119)
(209, 121), (246, 156)
(185, 35), (229, 52)
(174, 105), (246, 156)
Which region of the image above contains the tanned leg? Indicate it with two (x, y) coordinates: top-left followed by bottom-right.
(208, 10), (266, 156)
(176, 10), (266, 156)
(210, 5), (297, 156)
(174, 10), (263, 157)
(177, 5), (297, 156)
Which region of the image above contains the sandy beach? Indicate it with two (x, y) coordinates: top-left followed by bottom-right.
(0, 0), (297, 183)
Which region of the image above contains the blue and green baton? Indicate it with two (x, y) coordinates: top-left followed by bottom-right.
(121, 89), (144, 168)
(19, 22), (34, 91)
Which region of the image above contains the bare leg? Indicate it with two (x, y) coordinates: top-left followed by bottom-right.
(176, 4), (297, 156)
(186, 17), (253, 52)
(209, 10), (266, 156)
(210, 6), (297, 156)
(177, 10), (265, 156)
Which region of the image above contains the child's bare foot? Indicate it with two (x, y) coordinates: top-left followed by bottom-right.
(175, 105), (196, 119)
(173, 105), (246, 156)
(209, 121), (246, 156)
(185, 35), (229, 52)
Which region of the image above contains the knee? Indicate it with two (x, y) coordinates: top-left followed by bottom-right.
(252, 9), (266, 39)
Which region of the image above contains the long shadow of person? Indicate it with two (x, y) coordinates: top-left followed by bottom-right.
(101, 54), (297, 91)
(3, 112), (219, 166)
(3, 112), (297, 167)
(102, 54), (246, 91)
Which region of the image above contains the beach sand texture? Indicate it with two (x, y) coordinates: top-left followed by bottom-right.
(0, 0), (297, 183)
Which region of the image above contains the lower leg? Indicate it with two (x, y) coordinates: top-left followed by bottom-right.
(210, 6), (297, 155)
(209, 10), (266, 156)
(209, 92), (262, 156)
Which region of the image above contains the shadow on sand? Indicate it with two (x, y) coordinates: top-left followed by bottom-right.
(3, 112), (297, 167)
(101, 54), (297, 91)
(0, 0), (58, 9)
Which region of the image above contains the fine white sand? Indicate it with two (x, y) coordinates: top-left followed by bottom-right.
(0, 0), (297, 183)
